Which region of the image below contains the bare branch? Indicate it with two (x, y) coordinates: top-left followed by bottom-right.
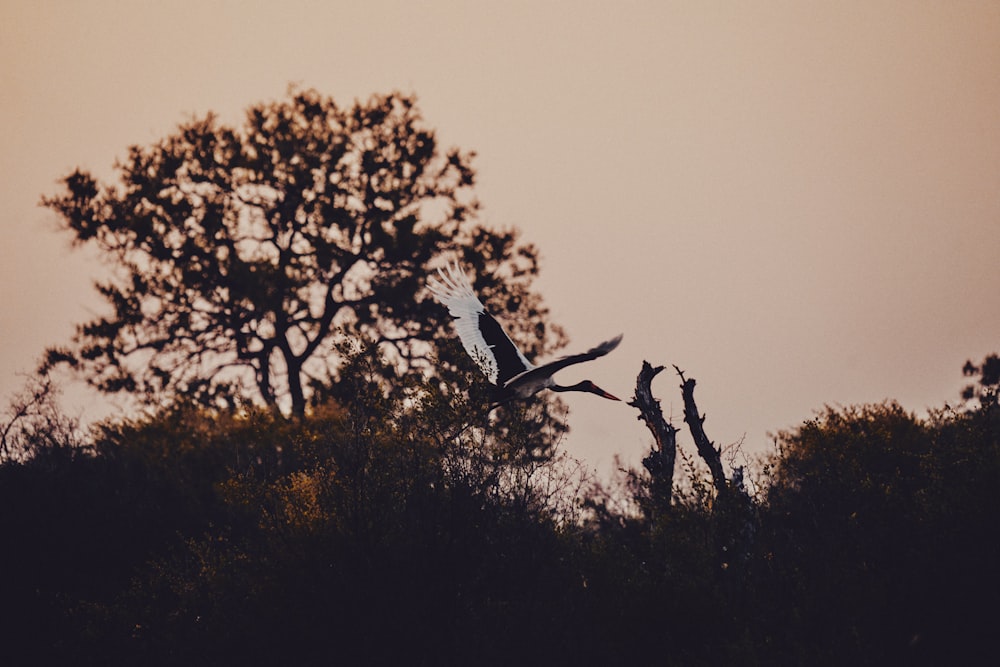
(674, 365), (727, 496)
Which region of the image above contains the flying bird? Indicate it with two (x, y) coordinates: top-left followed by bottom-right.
(428, 261), (622, 404)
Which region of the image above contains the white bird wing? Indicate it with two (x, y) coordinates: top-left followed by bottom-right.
(428, 262), (534, 385)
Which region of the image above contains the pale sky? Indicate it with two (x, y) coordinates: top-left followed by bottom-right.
(2, 0), (998, 477)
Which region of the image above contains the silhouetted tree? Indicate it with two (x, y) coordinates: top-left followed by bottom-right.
(42, 88), (563, 415)
(44, 343), (587, 666)
(762, 393), (1000, 665)
(962, 352), (1000, 404)
(0, 373), (85, 463)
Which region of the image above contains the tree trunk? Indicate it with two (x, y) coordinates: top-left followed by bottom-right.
(629, 361), (678, 505)
(284, 350), (307, 418)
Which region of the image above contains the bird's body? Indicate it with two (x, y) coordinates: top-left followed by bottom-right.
(428, 262), (622, 403)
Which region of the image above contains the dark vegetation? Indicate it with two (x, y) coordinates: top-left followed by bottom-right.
(4, 356), (998, 665)
(3, 89), (998, 665)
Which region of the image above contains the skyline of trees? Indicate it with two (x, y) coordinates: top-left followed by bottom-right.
(1, 350), (996, 664)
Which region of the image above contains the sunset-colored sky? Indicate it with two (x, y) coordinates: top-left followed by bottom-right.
(3, 1), (998, 476)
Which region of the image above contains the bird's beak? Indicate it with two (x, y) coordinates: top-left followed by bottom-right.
(590, 384), (621, 401)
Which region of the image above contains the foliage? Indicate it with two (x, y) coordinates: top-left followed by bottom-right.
(762, 397), (1000, 664)
(2, 340), (581, 664)
(42, 88), (564, 415)
(962, 352), (1000, 404)
(3, 355), (1000, 664)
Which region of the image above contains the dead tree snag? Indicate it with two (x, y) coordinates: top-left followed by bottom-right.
(629, 361), (679, 504)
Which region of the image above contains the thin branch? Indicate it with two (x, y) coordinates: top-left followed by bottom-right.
(674, 365), (727, 495)
(1, 377), (54, 460)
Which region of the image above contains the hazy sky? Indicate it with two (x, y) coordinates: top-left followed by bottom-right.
(3, 1), (998, 477)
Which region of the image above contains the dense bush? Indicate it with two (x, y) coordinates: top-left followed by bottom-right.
(2, 367), (998, 665)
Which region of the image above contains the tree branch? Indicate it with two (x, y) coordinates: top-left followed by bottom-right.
(674, 365), (727, 496)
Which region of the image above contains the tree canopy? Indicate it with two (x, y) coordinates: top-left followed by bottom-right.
(42, 89), (563, 415)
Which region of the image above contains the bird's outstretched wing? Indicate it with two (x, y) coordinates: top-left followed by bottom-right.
(504, 334), (623, 389)
(428, 262), (533, 385)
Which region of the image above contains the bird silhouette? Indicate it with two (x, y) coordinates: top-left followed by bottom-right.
(428, 261), (622, 404)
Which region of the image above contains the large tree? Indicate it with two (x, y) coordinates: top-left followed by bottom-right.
(43, 89), (563, 416)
